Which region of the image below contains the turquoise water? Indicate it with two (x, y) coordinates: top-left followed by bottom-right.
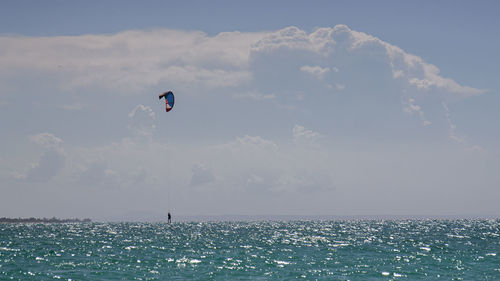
(1, 220), (499, 280)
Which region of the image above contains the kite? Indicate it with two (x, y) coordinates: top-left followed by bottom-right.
(159, 91), (175, 112)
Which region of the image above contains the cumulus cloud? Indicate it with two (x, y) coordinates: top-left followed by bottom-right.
(293, 125), (321, 143)
(384, 46), (486, 97)
(403, 98), (431, 127)
(190, 163), (215, 187)
(0, 24), (483, 98)
(128, 104), (156, 140)
(129, 104), (155, 119)
(300, 65), (330, 79)
(251, 24), (485, 97)
(0, 25), (483, 152)
(77, 161), (117, 188)
(14, 133), (65, 182)
(251, 26), (312, 53)
(30, 133), (63, 150)
(22, 150), (65, 182)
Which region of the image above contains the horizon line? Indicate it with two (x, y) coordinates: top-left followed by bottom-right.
(98, 214), (500, 222)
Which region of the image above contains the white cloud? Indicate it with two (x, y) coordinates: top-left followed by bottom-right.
(30, 133), (63, 150)
(77, 161), (119, 188)
(13, 133), (66, 182)
(392, 70), (404, 79)
(293, 125), (321, 143)
(128, 104), (156, 140)
(234, 135), (277, 149)
(0, 29), (262, 94)
(330, 25), (486, 96)
(0, 30), (258, 70)
(160, 65), (252, 90)
(251, 26), (311, 53)
(326, 83), (345, 90)
(403, 98), (431, 127)
(335, 83), (345, 91)
(190, 163), (215, 187)
(233, 91), (276, 100)
(246, 173), (265, 185)
(129, 104), (155, 119)
(0, 25), (483, 99)
(300, 65), (330, 79)
(442, 102), (465, 144)
(3, 123), (496, 216)
(22, 150), (65, 182)
(252, 24), (484, 98)
(383, 44), (486, 97)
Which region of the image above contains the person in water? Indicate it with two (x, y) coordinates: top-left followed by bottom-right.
(167, 212), (171, 223)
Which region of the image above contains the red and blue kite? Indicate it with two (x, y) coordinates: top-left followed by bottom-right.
(159, 91), (175, 112)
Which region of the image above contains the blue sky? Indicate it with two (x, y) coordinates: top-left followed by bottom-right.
(1, 1), (499, 220)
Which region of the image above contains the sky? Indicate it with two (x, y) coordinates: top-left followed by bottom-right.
(1, 1), (500, 221)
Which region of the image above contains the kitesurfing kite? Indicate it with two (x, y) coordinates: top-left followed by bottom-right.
(159, 91), (175, 112)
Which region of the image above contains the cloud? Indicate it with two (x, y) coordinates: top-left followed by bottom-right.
(0, 25), (492, 217)
(129, 104), (155, 119)
(274, 172), (332, 193)
(0, 25), (483, 154)
(332, 25), (486, 96)
(300, 65), (330, 79)
(247, 25), (484, 142)
(77, 161), (117, 188)
(0, 29), (262, 94)
(0, 25), (483, 98)
(13, 133), (66, 182)
(251, 24), (485, 98)
(442, 102), (465, 144)
(128, 104), (156, 140)
(233, 91), (276, 100)
(234, 135), (277, 149)
(384, 45), (486, 97)
(22, 150), (65, 182)
(66, 138), (161, 190)
(292, 125), (321, 143)
(403, 98), (431, 127)
(30, 133), (63, 150)
(190, 163), (215, 187)
(251, 26), (312, 53)
(334, 83), (345, 91)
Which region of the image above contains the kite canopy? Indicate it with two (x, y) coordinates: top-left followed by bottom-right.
(159, 91), (174, 112)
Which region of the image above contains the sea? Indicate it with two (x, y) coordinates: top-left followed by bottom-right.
(1, 220), (499, 280)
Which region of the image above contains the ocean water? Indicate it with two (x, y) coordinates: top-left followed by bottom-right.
(1, 220), (499, 280)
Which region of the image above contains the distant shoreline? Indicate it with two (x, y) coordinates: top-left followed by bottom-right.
(99, 214), (500, 223)
(0, 217), (91, 223)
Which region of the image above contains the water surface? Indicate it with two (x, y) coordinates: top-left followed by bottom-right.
(1, 220), (499, 280)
